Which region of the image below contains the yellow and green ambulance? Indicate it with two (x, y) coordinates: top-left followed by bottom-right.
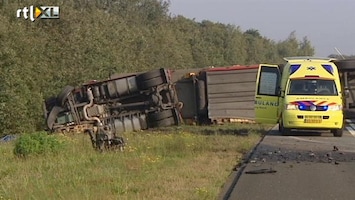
(255, 57), (344, 137)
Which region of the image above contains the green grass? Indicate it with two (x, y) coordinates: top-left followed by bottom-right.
(0, 123), (270, 200)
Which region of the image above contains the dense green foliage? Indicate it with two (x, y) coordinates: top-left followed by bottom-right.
(13, 132), (66, 157)
(0, 0), (315, 136)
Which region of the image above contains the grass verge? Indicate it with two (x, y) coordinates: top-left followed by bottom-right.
(0, 123), (270, 200)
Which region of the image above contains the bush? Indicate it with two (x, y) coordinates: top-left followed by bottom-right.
(13, 132), (66, 157)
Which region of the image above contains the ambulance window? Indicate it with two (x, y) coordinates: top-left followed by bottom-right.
(288, 79), (337, 95)
(258, 66), (280, 96)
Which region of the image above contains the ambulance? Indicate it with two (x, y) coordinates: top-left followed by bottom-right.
(255, 57), (344, 137)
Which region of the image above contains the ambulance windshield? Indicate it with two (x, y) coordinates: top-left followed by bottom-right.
(288, 79), (338, 95)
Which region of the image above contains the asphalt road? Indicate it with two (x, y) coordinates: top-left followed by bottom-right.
(220, 120), (355, 200)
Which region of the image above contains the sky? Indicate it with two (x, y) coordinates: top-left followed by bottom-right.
(168, 0), (355, 57)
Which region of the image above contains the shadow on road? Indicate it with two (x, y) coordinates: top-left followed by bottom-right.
(268, 129), (325, 137)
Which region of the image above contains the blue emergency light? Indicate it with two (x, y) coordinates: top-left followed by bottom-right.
(290, 64), (301, 75)
(298, 105), (306, 110)
(321, 65), (333, 75)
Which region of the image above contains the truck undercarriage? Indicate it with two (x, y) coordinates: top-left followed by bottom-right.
(44, 68), (181, 150)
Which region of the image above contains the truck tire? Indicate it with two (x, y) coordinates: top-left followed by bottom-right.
(137, 69), (163, 81)
(57, 85), (74, 106)
(149, 109), (174, 121)
(333, 59), (355, 71)
(152, 117), (176, 127)
(46, 106), (64, 130)
(138, 77), (164, 90)
(45, 96), (58, 108)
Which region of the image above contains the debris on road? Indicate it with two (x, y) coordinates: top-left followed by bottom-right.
(250, 145), (354, 165)
(245, 168), (277, 174)
(309, 151), (315, 158)
(333, 145), (339, 151)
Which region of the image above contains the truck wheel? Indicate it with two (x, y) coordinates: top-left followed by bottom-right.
(152, 117), (176, 127)
(137, 68), (163, 81)
(331, 129), (343, 137)
(45, 96), (58, 108)
(46, 106), (64, 130)
(57, 85), (74, 106)
(333, 59), (355, 71)
(149, 109), (174, 121)
(138, 77), (164, 90)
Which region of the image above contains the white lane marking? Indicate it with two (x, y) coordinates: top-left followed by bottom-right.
(346, 127), (355, 137)
(348, 123), (355, 130)
(289, 136), (336, 144)
(345, 119), (355, 137)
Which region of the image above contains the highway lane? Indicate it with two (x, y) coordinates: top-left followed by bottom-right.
(220, 121), (355, 200)
(345, 119), (355, 137)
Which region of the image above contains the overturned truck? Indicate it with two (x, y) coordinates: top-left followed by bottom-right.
(44, 68), (181, 150)
(44, 65), (260, 150)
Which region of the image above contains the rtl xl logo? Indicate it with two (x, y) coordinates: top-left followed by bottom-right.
(16, 6), (60, 21)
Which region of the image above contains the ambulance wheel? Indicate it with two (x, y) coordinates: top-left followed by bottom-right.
(280, 122), (291, 136)
(331, 129), (343, 137)
(333, 59), (355, 71)
(282, 128), (291, 136)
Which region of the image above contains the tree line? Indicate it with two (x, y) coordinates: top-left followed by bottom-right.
(0, 0), (316, 136)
